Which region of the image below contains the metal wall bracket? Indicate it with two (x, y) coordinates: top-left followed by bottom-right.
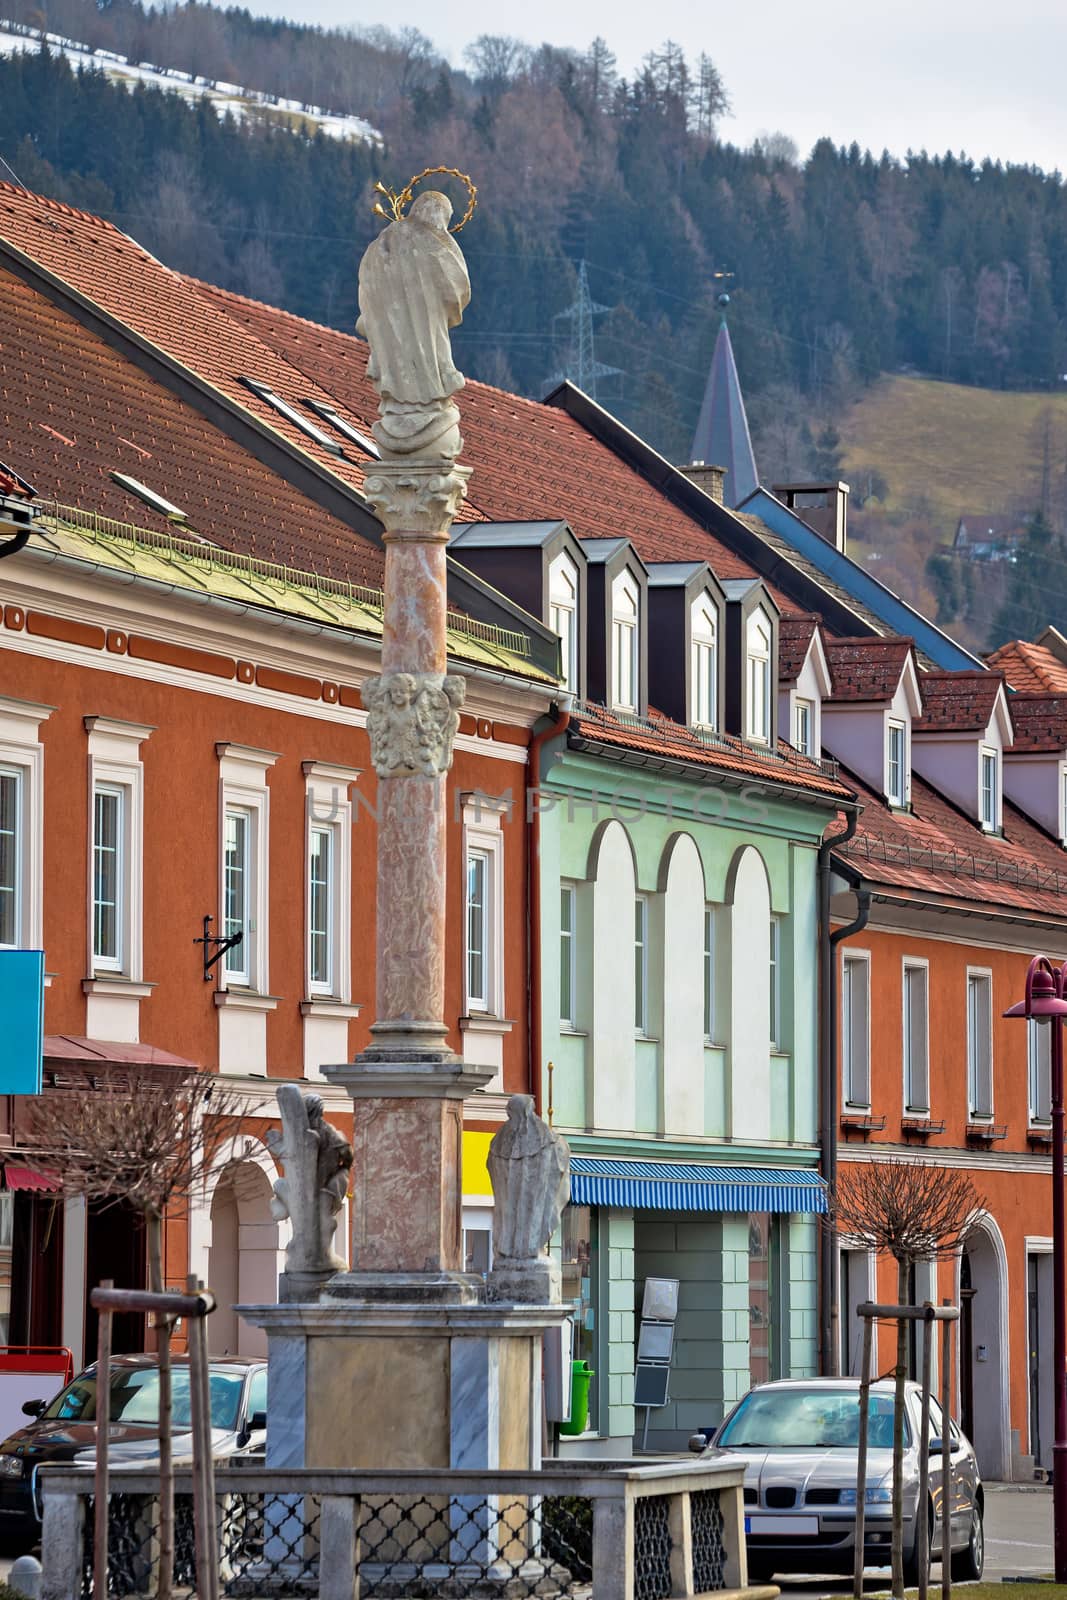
(194, 914), (242, 982)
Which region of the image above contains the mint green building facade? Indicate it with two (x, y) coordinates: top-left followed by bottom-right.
(540, 736), (840, 1453)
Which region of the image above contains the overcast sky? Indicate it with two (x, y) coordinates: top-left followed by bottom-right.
(247, 0), (1066, 172)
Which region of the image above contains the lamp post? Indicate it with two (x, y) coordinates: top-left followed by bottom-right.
(1005, 954), (1067, 1582)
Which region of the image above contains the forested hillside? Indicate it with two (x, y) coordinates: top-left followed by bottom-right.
(2, 2), (1067, 498)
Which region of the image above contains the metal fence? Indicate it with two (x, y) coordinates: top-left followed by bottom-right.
(40, 1460), (758, 1600)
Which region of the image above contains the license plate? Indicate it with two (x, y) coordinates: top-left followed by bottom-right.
(746, 1515), (820, 1537)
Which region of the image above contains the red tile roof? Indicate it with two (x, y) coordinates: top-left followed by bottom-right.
(1006, 693), (1067, 753)
(570, 700), (850, 800)
(189, 278), (800, 601)
(0, 268), (385, 586)
(778, 614), (820, 684)
(836, 761), (1067, 917)
(987, 638), (1067, 694)
(824, 635), (915, 703)
(913, 669), (1006, 734)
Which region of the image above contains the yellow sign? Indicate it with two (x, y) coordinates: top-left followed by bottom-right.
(462, 1130), (494, 1199)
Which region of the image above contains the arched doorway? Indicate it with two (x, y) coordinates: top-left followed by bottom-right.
(207, 1162), (279, 1358)
(959, 1216), (1009, 1479)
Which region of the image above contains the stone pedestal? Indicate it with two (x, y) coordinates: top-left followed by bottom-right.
(245, 1300), (563, 1474)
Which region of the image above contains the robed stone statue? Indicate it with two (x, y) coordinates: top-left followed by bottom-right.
(356, 189), (470, 460)
(268, 1085), (353, 1295)
(487, 1095), (570, 1304)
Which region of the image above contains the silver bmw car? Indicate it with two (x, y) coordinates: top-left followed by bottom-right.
(690, 1378), (984, 1583)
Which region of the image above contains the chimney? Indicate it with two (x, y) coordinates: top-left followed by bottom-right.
(774, 481), (849, 554)
(682, 460), (727, 506)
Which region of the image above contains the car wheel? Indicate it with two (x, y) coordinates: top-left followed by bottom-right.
(746, 1560), (775, 1584)
(951, 1503), (984, 1582)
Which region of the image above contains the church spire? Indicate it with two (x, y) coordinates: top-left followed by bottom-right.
(689, 309), (758, 509)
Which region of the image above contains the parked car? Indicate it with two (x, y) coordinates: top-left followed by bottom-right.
(689, 1377), (984, 1583)
(0, 1353), (268, 1545)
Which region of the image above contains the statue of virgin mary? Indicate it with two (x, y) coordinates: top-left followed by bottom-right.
(356, 190), (470, 459)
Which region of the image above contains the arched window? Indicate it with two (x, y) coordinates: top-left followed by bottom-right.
(691, 595), (718, 729)
(746, 607), (772, 743)
(611, 572), (639, 712)
(549, 551), (579, 695)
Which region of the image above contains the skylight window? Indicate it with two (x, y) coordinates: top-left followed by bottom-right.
(110, 473), (187, 522)
(305, 399), (380, 458)
(240, 378), (343, 456)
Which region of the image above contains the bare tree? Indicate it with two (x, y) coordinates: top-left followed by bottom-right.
(25, 1066), (248, 1600)
(832, 1159), (983, 1598)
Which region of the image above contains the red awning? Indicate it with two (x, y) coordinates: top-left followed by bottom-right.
(43, 1036), (200, 1068)
(2, 1164), (59, 1192)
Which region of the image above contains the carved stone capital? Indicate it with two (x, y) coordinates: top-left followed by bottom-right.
(362, 459), (472, 537)
(362, 671), (466, 777)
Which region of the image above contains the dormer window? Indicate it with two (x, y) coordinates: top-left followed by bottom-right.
(612, 573), (639, 712)
(549, 551), (579, 695)
(691, 596), (718, 729)
(1062, 767), (1067, 845)
(980, 748), (999, 831)
(793, 699), (814, 757)
(746, 607), (772, 744)
(887, 719), (908, 807)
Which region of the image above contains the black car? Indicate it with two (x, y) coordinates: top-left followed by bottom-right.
(0, 1353), (268, 1545)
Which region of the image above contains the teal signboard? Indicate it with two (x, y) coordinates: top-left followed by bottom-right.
(0, 950), (44, 1094)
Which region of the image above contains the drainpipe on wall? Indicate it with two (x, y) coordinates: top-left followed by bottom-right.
(817, 808), (869, 1376)
(527, 700), (572, 1116)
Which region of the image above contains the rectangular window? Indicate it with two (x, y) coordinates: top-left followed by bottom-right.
(842, 953), (871, 1107)
(560, 884), (576, 1025)
(903, 961), (930, 1113)
(1062, 768), (1067, 844)
(308, 825), (333, 993)
(634, 895), (648, 1033)
(887, 721), (907, 806)
(1029, 1018), (1052, 1125)
(0, 768), (22, 950)
(693, 640), (716, 728)
(980, 749), (998, 830)
(551, 601), (576, 694)
(769, 915), (781, 1047)
(613, 619), (637, 710)
(748, 654), (770, 742)
(967, 971), (993, 1118)
(794, 698), (814, 757)
(703, 906), (715, 1039)
(466, 848), (489, 1010)
(223, 807), (252, 984)
(92, 784), (125, 971)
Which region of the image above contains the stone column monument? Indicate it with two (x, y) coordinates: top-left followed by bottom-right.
(246, 179), (565, 1479)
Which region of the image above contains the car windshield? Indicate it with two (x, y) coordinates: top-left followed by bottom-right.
(718, 1387), (907, 1449)
(41, 1369), (247, 1432)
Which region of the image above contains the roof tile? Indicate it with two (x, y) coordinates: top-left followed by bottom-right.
(1006, 692), (1067, 753)
(823, 635), (915, 702)
(913, 669), (1004, 733)
(987, 638), (1067, 694)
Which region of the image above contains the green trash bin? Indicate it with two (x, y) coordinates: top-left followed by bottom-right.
(560, 1358), (594, 1436)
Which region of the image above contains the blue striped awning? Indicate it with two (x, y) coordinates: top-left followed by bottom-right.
(569, 1156), (827, 1214)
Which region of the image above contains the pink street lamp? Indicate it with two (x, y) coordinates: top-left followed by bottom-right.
(1005, 954), (1067, 1582)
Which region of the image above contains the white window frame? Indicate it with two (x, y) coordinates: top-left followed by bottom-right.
(463, 798), (505, 1017)
(966, 967), (994, 1119)
(746, 606), (772, 744)
(634, 893), (649, 1034)
(611, 571), (640, 713)
(703, 904), (716, 1040)
(979, 747), (999, 831)
(217, 744), (276, 993)
(1029, 1018), (1053, 1127)
(769, 914), (782, 1048)
(91, 782), (127, 973)
(303, 762), (356, 1003)
(793, 697), (815, 757)
(549, 550), (580, 696)
(560, 881), (577, 1027)
(902, 958), (930, 1115)
(85, 717), (151, 982)
(0, 701), (51, 953)
(1061, 765), (1067, 846)
(691, 595), (718, 730)
(842, 950), (871, 1109)
(887, 719), (908, 807)
(0, 765), (25, 953)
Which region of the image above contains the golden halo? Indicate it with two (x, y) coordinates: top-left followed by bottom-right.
(372, 167), (478, 233)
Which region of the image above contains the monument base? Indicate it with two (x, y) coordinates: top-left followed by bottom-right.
(242, 1299), (566, 1473)
(487, 1259), (561, 1305)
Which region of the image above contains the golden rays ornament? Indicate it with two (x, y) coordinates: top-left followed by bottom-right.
(372, 167), (478, 233)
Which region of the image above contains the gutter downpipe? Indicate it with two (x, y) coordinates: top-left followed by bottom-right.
(528, 700), (572, 1116)
(818, 807), (869, 1376)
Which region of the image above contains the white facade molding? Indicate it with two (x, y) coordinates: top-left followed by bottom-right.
(216, 744), (276, 1000)
(0, 695), (51, 952)
(85, 716), (152, 998)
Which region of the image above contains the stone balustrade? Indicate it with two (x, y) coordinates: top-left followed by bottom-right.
(39, 1458), (776, 1600)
